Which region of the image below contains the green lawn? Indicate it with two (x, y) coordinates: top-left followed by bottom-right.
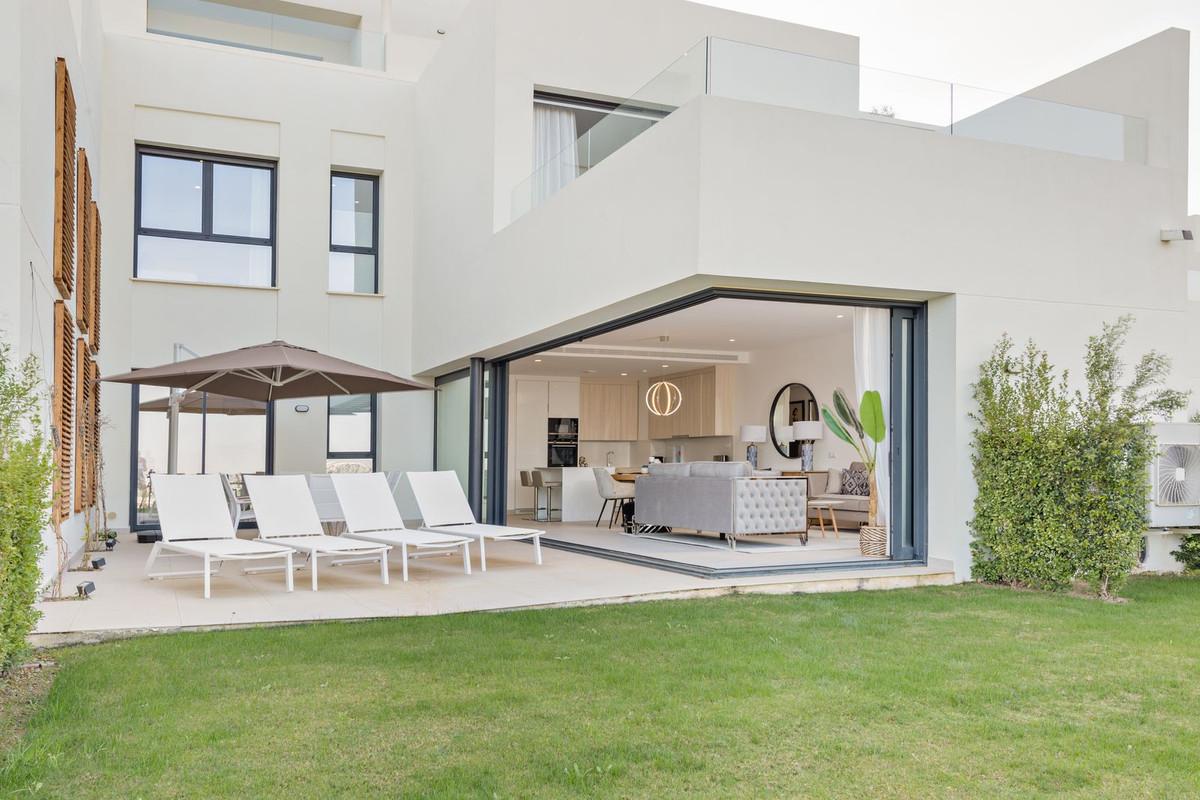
(2, 578), (1198, 799)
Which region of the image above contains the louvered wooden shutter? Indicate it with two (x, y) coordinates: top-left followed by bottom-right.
(53, 58), (76, 299)
(74, 338), (90, 513)
(89, 357), (101, 507)
(89, 201), (102, 354)
(53, 301), (75, 521)
(75, 148), (92, 336)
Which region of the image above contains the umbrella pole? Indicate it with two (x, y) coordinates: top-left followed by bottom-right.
(167, 389), (180, 474)
(166, 343), (197, 475)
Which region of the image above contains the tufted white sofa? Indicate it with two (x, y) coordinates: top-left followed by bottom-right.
(633, 461), (808, 549)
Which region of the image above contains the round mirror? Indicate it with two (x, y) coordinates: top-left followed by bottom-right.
(769, 383), (818, 458)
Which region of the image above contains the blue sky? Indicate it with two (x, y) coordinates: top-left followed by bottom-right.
(703, 0), (1200, 214)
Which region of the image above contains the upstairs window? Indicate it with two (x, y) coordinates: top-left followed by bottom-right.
(328, 172), (378, 293)
(135, 147), (276, 287)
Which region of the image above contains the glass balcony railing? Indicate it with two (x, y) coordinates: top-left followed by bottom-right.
(512, 37), (1148, 222)
(146, 0), (385, 70)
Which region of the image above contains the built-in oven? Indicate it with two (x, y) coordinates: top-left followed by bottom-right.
(547, 440), (578, 467)
(548, 417), (579, 467)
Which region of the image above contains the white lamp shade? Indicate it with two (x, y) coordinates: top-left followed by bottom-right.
(792, 421), (824, 441)
(740, 424), (767, 443)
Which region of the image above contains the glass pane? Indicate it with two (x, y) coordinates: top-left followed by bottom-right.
(140, 155), (202, 232)
(212, 163), (272, 238)
(328, 252), (376, 293)
(328, 394), (373, 454)
(326, 457), (373, 474)
(436, 376), (471, 493)
(137, 235), (273, 286)
(330, 175), (375, 248)
(135, 387), (203, 527)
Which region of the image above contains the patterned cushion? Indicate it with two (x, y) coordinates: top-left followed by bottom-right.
(841, 467), (871, 496)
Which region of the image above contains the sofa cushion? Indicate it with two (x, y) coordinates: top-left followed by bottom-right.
(691, 461), (752, 479)
(841, 467), (871, 496)
(813, 493), (871, 514)
(825, 468), (842, 494)
(648, 462), (692, 477)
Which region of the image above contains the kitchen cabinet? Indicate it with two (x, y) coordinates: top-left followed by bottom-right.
(646, 366), (734, 439)
(548, 379), (579, 418)
(579, 381), (638, 441)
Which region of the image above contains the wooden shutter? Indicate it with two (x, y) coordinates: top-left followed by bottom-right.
(90, 357), (101, 507)
(74, 338), (90, 513)
(53, 58), (76, 299)
(53, 301), (75, 521)
(75, 148), (92, 336)
(89, 201), (102, 354)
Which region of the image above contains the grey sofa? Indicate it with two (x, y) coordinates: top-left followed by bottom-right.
(806, 463), (870, 529)
(633, 461), (808, 549)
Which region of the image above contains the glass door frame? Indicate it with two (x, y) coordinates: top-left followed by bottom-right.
(478, 287), (929, 563)
(127, 383), (275, 531)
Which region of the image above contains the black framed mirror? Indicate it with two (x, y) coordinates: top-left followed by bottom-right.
(769, 382), (818, 458)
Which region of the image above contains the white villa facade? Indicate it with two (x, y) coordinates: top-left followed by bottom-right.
(3, 0), (1199, 592)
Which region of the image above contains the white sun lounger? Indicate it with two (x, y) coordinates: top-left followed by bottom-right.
(406, 470), (544, 571)
(147, 473), (295, 599)
(244, 474), (391, 591)
(331, 473), (473, 581)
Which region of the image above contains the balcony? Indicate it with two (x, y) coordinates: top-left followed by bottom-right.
(512, 37), (1149, 222)
(146, 0), (385, 70)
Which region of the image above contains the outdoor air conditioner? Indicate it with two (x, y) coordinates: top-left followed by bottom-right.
(1149, 423), (1200, 528)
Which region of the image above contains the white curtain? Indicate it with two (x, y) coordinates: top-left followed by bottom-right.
(532, 104), (579, 209)
(853, 307), (890, 527)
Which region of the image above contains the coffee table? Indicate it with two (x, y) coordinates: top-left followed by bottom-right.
(807, 499), (846, 539)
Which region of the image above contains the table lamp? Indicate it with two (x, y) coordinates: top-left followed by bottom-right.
(792, 420), (824, 471)
(740, 424), (767, 469)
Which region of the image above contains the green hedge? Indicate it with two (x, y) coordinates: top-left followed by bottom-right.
(0, 344), (54, 673)
(969, 318), (1186, 598)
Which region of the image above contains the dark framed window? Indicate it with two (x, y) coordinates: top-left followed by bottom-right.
(329, 172), (379, 293)
(129, 383), (274, 531)
(327, 393), (376, 472)
(135, 146), (276, 287)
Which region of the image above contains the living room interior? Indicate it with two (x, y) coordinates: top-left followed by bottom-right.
(503, 296), (904, 576)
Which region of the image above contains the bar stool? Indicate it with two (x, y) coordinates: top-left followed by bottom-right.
(519, 470), (542, 520)
(531, 469), (561, 522)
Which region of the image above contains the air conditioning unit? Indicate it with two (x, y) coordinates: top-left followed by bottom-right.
(1149, 423), (1200, 528)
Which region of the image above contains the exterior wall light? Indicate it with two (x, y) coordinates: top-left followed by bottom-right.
(1160, 229), (1194, 242)
(645, 380), (682, 417)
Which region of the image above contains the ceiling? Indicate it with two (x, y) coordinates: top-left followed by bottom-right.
(510, 298), (855, 378)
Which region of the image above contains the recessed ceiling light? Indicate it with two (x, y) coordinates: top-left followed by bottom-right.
(661, 364), (669, 368)
(641, 369), (648, 373)
(533, 358), (542, 363)
(836, 314), (845, 319)
(586, 369), (597, 373)
(436, 28), (446, 35)
(193, 185), (201, 190)
(728, 338), (736, 343)
(620, 372), (628, 376)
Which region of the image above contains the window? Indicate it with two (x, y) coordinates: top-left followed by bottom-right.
(327, 394), (376, 472)
(135, 147), (276, 287)
(328, 172), (378, 293)
(131, 386), (271, 529)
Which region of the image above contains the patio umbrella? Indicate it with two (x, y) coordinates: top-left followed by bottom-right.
(138, 391), (267, 416)
(103, 340), (430, 473)
(102, 340), (429, 402)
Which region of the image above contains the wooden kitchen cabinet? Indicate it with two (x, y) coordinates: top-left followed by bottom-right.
(579, 381), (638, 441)
(646, 366), (733, 439)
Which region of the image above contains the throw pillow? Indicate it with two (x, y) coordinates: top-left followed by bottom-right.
(840, 467), (871, 496)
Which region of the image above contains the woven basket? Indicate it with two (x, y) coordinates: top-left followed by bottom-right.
(859, 526), (888, 557)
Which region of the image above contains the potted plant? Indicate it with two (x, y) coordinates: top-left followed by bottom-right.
(822, 388), (888, 557)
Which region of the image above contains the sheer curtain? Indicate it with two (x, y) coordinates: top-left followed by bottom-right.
(532, 104), (579, 208)
(853, 307), (890, 527)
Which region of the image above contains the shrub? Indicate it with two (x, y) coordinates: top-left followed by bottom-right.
(0, 343), (54, 673)
(1171, 533), (1200, 572)
(970, 317), (1186, 598)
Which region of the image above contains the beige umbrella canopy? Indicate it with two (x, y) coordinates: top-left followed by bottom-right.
(102, 340), (430, 402)
(138, 391), (267, 416)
